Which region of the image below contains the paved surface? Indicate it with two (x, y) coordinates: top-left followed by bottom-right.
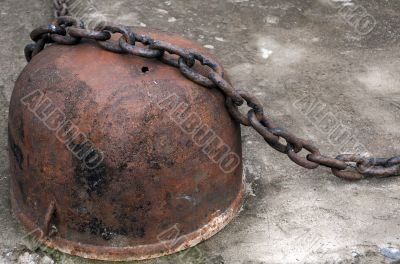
(1, 0), (400, 263)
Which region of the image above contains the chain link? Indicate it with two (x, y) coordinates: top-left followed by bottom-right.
(53, 0), (70, 18)
(23, 13), (400, 181)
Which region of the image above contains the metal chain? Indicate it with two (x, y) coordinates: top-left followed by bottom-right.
(23, 14), (400, 181)
(53, 0), (70, 18)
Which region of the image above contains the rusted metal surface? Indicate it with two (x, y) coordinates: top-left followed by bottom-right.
(24, 16), (400, 180)
(9, 28), (244, 261)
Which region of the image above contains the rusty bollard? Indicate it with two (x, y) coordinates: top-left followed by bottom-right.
(9, 28), (245, 261)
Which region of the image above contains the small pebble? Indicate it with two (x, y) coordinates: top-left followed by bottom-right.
(168, 17), (176, 22)
(40, 256), (54, 264)
(380, 247), (400, 260)
(18, 252), (38, 264)
(155, 8), (168, 14)
(260, 48), (273, 59)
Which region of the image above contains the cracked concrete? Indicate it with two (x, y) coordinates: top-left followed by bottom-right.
(1, 0), (400, 263)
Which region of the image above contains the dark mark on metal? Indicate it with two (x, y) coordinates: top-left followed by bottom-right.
(9, 134), (23, 170)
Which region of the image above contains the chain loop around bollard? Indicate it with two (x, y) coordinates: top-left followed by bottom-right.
(25, 13), (400, 181)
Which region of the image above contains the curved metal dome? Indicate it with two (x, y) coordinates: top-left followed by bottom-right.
(9, 28), (244, 261)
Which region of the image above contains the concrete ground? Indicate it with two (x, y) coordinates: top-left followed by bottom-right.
(1, 0), (400, 263)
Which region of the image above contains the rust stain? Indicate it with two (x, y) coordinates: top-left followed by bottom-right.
(9, 28), (244, 261)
